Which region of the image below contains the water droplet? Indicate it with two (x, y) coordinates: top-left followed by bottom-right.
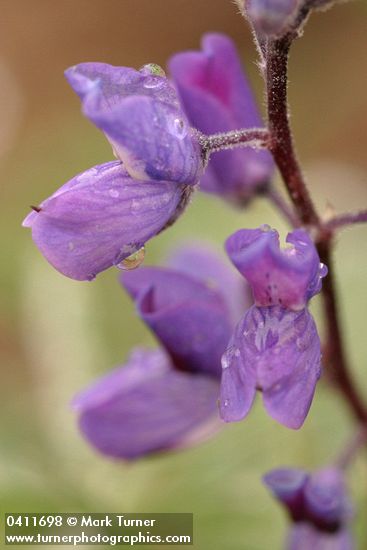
(130, 199), (141, 214)
(319, 262), (328, 278)
(221, 346), (240, 369)
(223, 399), (230, 408)
(139, 63), (166, 77)
(221, 355), (230, 370)
(260, 223), (271, 232)
(116, 246), (145, 271)
(143, 76), (165, 89)
(169, 117), (187, 139)
(109, 188), (119, 198)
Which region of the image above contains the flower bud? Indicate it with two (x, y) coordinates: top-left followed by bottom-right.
(245, 0), (303, 38)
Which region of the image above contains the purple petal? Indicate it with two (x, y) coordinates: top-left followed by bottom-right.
(121, 267), (232, 377)
(23, 161), (184, 281)
(263, 467), (308, 501)
(257, 306), (321, 428)
(226, 227), (327, 310)
(169, 33), (273, 201)
(167, 242), (252, 324)
(219, 324), (257, 422)
(73, 347), (220, 459)
(304, 468), (352, 530)
(287, 523), (354, 550)
(65, 63), (203, 186)
(65, 62), (179, 109)
(225, 305), (321, 428)
(263, 468), (309, 521)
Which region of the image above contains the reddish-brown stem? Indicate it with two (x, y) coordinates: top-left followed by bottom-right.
(325, 210), (367, 231)
(203, 128), (269, 154)
(265, 36), (367, 423)
(266, 37), (320, 227)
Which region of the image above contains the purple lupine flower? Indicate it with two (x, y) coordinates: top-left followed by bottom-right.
(169, 33), (274, 204)
(73, 245), (250, 459)
(220, 226), (327, 428)
(23, 63), (205, 280)
(263, 467), (354, 549)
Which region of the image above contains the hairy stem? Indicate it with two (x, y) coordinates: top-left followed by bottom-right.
(266, 37), (320, 227)
(265, 37), (367, 423)
(202, 128), (269, 154)
(325, 210), (367, 231)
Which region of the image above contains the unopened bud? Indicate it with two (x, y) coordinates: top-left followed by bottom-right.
(238, 0), (304, 38)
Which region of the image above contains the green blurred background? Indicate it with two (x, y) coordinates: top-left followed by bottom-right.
(1, 1), (367, 548)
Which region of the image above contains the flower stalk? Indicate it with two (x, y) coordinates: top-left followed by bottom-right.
(263, 32), (367, 425)
(201, 128), (270, 154)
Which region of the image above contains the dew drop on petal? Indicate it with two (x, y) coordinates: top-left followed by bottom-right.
(296, 240), (308, 249)
(143, 75), (166, 89)
(168, 117), (188, 139)
(116, 246), (146, 271)
(221, 345), (239, 370)
(139, 63), (166, 77)
(221, 355), (230, 370)
(109, 188), (119, 198)
(130, 199), (141, 214)
(319, 262), (328, 278)
(260, 223), (272, 232)
(223, 399), (230, 408)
